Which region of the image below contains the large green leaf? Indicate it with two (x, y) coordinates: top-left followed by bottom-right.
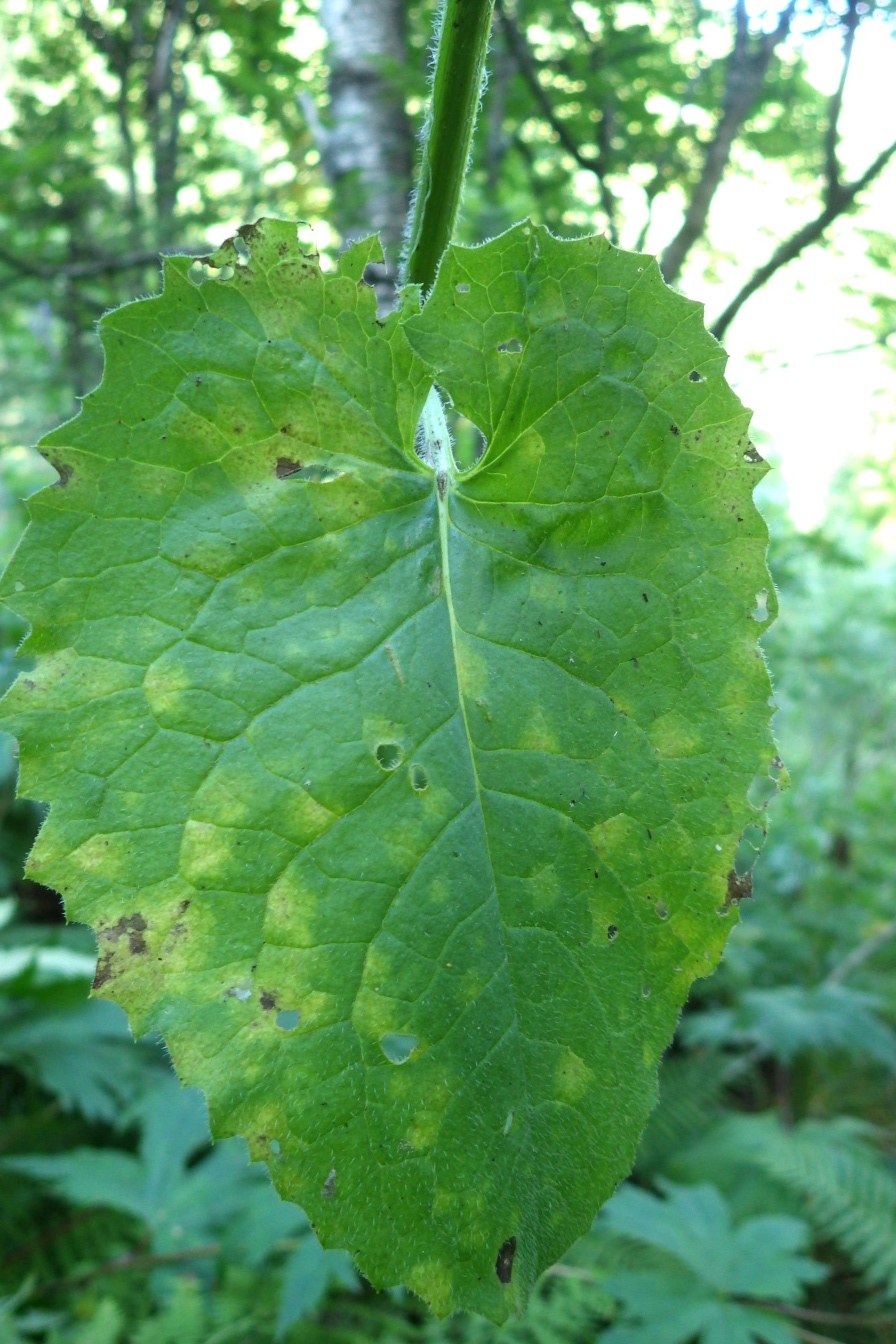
(0, 218), (775, 1319)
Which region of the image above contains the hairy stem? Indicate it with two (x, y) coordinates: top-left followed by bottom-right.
(403, 0), (496, 294)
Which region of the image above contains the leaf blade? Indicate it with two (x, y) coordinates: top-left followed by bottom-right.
(0, 219), (775, 1320)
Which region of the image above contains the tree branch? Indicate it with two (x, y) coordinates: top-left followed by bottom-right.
(824, 0), (860, 193)
(34, 1235), (306, 1298)
(0, 244), (207, 293)
(825, 918), (896, 986)
(711, 3), (889, 340)
(745, 1298), (894, 1328)
(790, 1328), (848, 1344)
(146, 0), (188, 228)
(36, 1243), (222, 1295)
(712, 133), (896, 340)
(495, 0), (619, 242)
(660, 0), (797, 283)
(76, 2), (143, 239)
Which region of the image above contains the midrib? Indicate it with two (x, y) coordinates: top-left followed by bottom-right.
(422, 388), (529, 1117)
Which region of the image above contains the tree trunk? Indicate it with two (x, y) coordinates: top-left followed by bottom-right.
(660, 1), (796, 285)
(317, 0), (413, 299)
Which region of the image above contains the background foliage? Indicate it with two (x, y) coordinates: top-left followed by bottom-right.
(1, 1), (896, 1340)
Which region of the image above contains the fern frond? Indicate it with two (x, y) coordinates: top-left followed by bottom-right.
(699, 1115), (896, 1302)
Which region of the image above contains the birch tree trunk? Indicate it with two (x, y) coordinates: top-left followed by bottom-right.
(317, 0), (412, 300)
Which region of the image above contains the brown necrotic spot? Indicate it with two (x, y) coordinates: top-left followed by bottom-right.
(93, 913), (147, 985)
(495, 1236), (517, 1284)
(260, 991), (276, 1011)
(726, 868), (753, 907)
(93, 959), (112, 990)
(50, 459), (73, 488)
(128, 927), (146, 955)
(276, 456), (303, 478)
(102, 913), (147, 952)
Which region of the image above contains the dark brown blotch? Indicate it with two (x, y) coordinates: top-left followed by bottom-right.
(97, 912), (148, 957)
(93, 957), (113, 990)
(276, 457), (303, 479)
(495, 1236), (517, 1284)
(726, 868), (753, 907)
(50, 459), (73, 488)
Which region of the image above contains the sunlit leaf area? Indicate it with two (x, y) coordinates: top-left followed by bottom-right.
(2, 2), (896, 1341)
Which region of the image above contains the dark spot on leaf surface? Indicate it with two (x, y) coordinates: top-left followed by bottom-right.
(50, 459), (73, 488)
(496, 1236), (516, 1284)
(276, 457), (303, 479)
(102, 913), (146, 944)
(93, 913), (147, 982)
(93, 959), (112, 990)
(670, 423), (680, 435)
(726, 868), (753, 907)
(260, 991), (276, 1010)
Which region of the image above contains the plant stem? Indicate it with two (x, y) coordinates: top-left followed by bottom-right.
(403, 0), (496, 294)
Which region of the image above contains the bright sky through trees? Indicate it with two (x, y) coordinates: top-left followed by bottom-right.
(695, 17), (896, 529)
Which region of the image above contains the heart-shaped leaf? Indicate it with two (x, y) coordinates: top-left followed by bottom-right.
(0, 218), (775, 1319)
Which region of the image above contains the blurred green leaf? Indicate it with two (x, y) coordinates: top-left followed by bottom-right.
(598, 1180), (825, 1344)
(684, 983), (896, 1068)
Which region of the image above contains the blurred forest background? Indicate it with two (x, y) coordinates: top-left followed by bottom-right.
(2, 2), (896, 1342)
